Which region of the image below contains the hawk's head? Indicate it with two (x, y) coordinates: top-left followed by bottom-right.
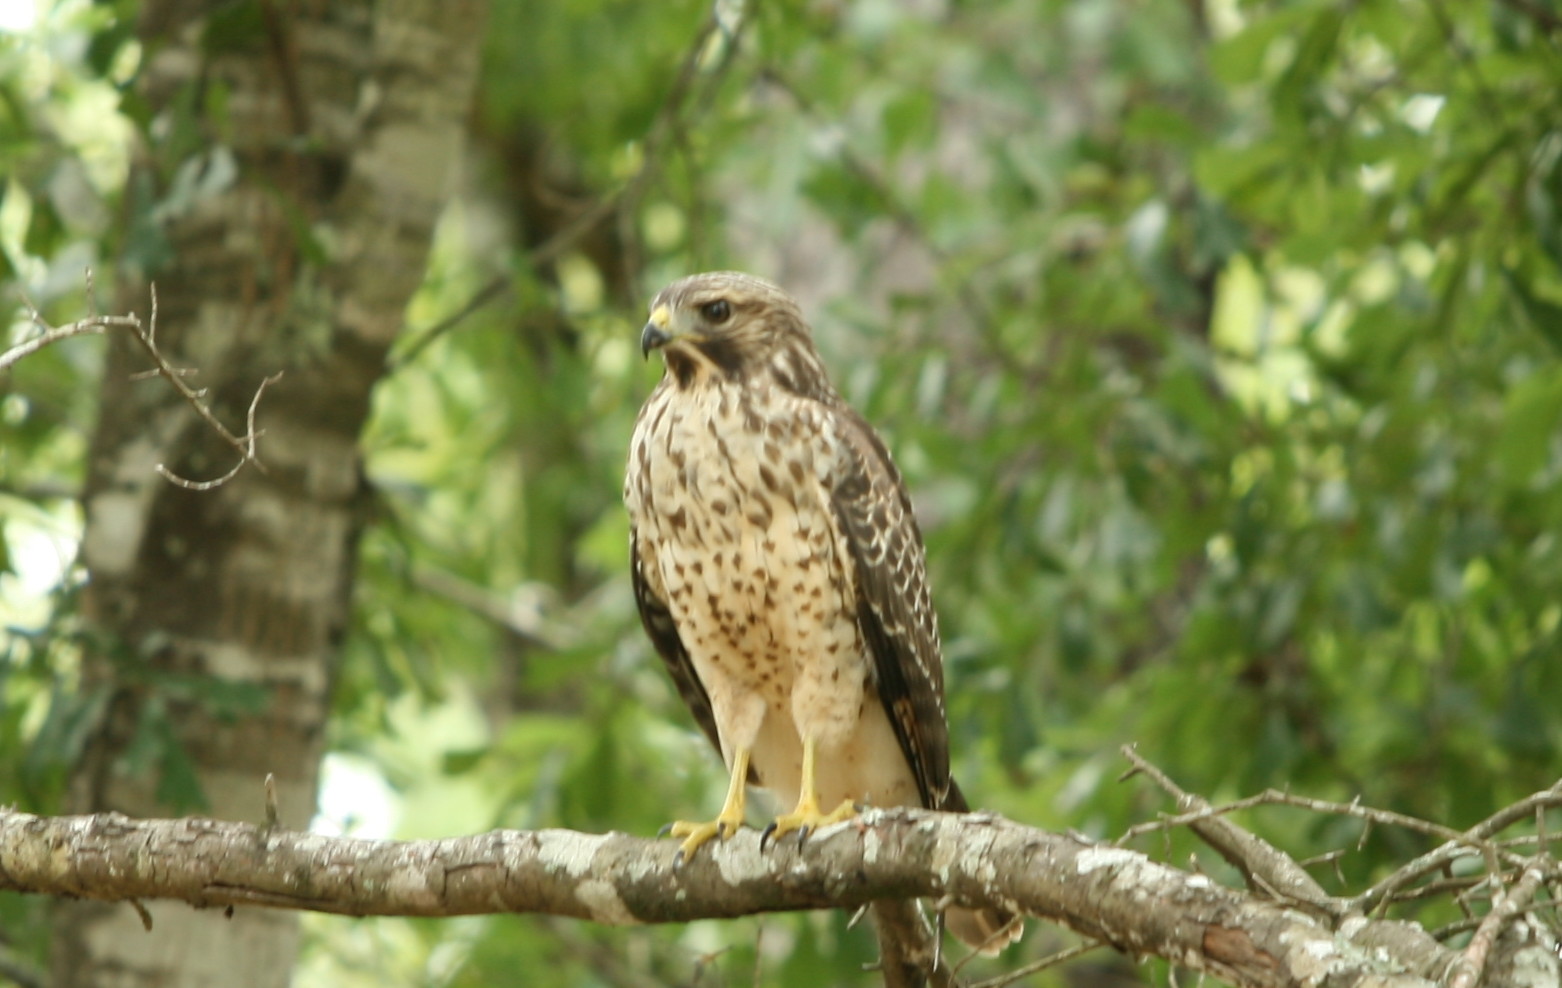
(640, 271), (833, 398)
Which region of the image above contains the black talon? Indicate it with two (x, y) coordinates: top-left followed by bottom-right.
(759, 822), (779, 852)
(657, 822), (676, 837)
(797, 825), (811, 847)
(673, 849), (687, 868)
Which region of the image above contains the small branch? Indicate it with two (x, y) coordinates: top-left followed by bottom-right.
(1120, 747), (1562, 918)
(1117, 745), (1335, 913)
(392, 0), (749, 370)
(968, 940), (1102, 988)
(126, 286), (277, 487)
(155, 370), (282, 490)
(409, 565), (561, 649)
(390, 276), (511, 368)
(1, 313), (118, 371)
(5, 281), (280, 490)
(1355, 779), (1562, 915)
(1447, 865), (1547, 988)
(871, 900), (958, 988)
(263, 773), (281, 831)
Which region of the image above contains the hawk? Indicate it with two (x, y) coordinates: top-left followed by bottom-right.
(624, 271), (1019, 953)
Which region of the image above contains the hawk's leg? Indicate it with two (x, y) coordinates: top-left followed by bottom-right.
(761, 734), (857, 849)
(664, 746), (750, 864)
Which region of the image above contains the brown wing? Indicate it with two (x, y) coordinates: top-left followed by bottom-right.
(828, 408), (953, 810)
(630, 535), (760, 784)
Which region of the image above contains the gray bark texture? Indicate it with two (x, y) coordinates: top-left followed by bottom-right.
(7, 805), (1499, 988)
(56, 1), (487, 985)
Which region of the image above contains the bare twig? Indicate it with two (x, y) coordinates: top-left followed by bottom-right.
(1355, 779), (1562, 915)
(968, 940), (1103, 988)
(1447, 865), (1547, 988)
(1433, 895), (1562, 943)
(1388, 872), (1500, 906)
(1117, 745), (1336, 913)
(409, 566), (561, 648)
(155, 369), (282, 490)
(1120, 746), (1562, 920)
(870, 899), (958, 988)
(6, 280), (280, 490)
(263, 774), (280, 831)
(1, 310), (119, 371)
(391, 0), (749, 370)
(390, 275), (511, 368)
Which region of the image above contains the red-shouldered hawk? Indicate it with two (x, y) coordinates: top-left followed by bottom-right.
(624, 271), (1019, 953)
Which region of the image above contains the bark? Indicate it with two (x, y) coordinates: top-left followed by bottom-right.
(59, 1), (486, 986)
(5, 806), (1479, 988)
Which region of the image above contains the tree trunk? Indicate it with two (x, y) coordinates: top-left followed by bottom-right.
(54, 2), (487, 985)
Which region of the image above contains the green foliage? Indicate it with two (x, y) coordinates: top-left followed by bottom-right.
(5, 0), (1561, 984)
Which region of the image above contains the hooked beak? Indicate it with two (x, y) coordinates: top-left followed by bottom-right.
(640, 304), (674, 358)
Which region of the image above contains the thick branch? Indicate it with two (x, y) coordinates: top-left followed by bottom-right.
(0, 806), (1455, 988)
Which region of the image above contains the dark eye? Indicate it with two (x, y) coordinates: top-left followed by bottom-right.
(700, 299), (731, 323)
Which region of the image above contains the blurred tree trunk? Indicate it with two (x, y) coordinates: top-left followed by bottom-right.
(53, 2), (487, 986)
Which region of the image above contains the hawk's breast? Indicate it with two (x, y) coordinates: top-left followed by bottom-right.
(626, 377), (884, 800)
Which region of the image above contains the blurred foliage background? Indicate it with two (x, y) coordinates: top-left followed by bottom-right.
(4, 0), (1561, 984)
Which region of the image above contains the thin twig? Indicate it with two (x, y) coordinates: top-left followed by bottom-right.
(870, 899), (958, 988)
(390, 275), (511, 368)
(1120, 747), (1562, 918)
(967, 940), (1103, 988)
(7, 279), (281, 489)
(156, 370), (282, 490)
(1433, 895), (1562, 942)
(1390, 872), (1500, 905)
(1117, 745), (1335, 913)
(1354, 780), (1562, 915)
(1, 313), (119, 371)
(390, 0), (749, 370)
(1447, 865), (1547, 988)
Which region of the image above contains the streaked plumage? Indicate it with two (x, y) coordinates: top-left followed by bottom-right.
(624, 271), (1019, 953)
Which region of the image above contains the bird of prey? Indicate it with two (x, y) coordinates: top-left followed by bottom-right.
(624, 271), (1019, 952)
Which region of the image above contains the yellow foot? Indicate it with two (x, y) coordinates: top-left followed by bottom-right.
(662, 812), (745, 864)
(661, 746), (751, 865)
(761, 796), (858, 850)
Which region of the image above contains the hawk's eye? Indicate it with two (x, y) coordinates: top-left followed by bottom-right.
(699, 299), (731, 324)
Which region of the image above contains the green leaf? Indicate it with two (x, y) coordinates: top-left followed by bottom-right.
(1496, 368), (1562, 487)
(882, 89), (936, 158)
(1503, 268), (1562, 354)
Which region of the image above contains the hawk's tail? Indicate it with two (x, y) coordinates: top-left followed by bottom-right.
(946, 905), (1023, 955)
(940, 778), (1024, 954)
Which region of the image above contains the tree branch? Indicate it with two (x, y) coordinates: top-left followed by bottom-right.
(0, 805), (1462, 988)
(390, 0), (748, 370)
(4, 282), (280, 489)
(1447, 865), (1547, 988)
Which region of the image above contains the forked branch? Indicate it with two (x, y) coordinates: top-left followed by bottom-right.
(4, 280), (280, 489)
